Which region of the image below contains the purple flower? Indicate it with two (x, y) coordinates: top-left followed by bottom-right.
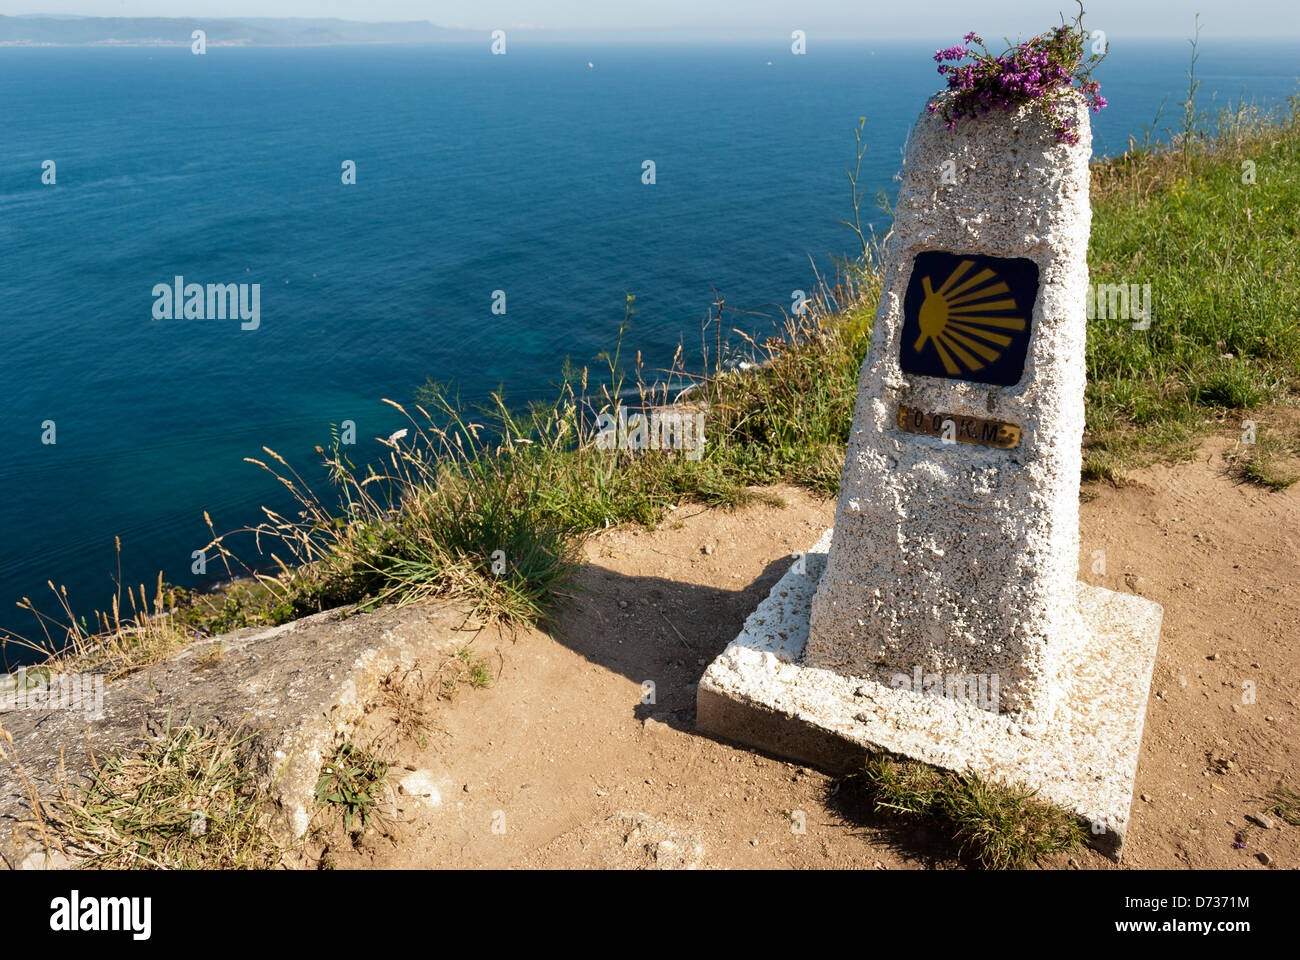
(930, 23), (1105, 142)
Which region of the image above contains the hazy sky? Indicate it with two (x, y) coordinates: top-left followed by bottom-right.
(8, 1), (1299, 39)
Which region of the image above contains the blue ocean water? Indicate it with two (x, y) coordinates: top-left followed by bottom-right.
(0, 39), (1296, 663)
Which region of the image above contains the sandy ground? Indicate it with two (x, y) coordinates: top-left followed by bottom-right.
(310, 435), (1298, 870)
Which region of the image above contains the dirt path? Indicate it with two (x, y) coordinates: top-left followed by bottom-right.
(317, 439), (1298, 870)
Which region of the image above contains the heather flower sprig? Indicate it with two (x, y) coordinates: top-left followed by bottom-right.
(926, 5), (1107, 145)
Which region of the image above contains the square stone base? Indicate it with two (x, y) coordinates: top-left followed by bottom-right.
(696, 530), (1163, 859)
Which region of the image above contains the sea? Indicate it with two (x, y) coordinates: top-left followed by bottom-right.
(0, 38), (1296, 664)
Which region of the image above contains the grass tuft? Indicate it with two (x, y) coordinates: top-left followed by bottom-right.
(1267, 784), (1300, 826)
(50, 718), (282, 869)
(844, 755), (1087, 869)
(439, 647), (493, 700)
(314, 740), (391, 838)
(1228, 429), (1300, 490)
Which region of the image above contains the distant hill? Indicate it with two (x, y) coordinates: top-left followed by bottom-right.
(0, 15), (479, 46)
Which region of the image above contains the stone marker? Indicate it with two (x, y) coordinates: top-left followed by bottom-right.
(697, 94), (1163, 857)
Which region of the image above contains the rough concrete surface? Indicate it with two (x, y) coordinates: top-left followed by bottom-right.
(0, 601), (477, 869)
(699, 532), (1164, 857)
(806, 95), (1095, 724)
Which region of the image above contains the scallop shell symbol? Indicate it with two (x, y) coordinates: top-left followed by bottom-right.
(914, 259), (1026, 375)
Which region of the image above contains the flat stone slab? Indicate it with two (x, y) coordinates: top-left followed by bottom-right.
(697, 530), (1163, 858)
(0, 601), (477, 869)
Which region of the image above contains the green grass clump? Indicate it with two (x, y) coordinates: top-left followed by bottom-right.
(1228, 429), (1300, 490)
(846, 755), (1087, 869)
(1267, 784), (1300, 825)
(439, 648), (493, 700)
(314, 741), (391, 837)
(50, 719), (282, 869)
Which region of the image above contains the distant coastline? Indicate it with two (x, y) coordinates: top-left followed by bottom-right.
(0, 14), (480, 47)
(0, 41), (465, 47)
